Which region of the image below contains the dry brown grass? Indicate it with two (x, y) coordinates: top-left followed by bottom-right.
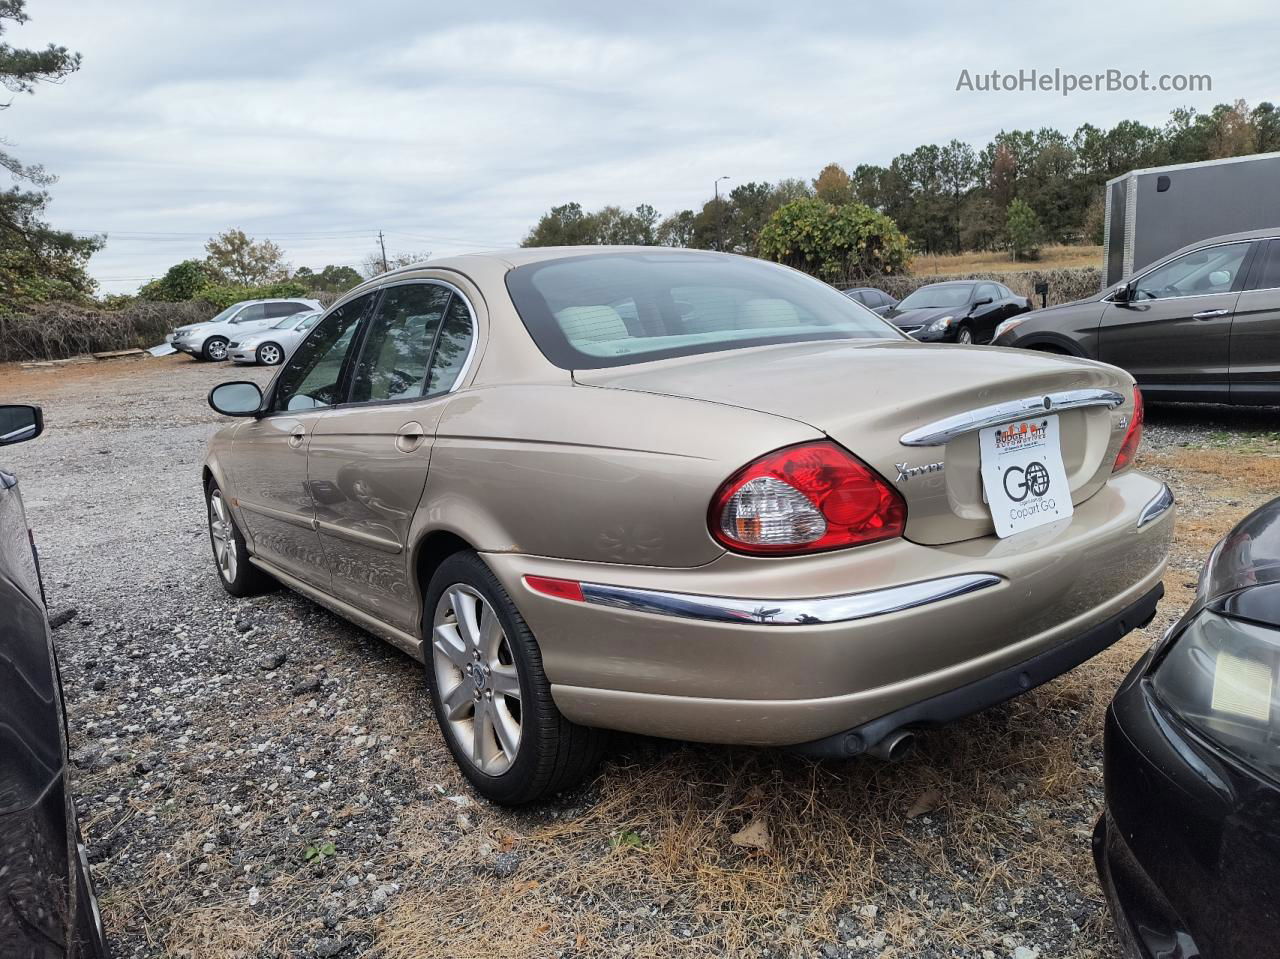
(911, 245), (1104, 275)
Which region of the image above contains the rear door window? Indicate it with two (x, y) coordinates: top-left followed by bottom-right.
(1247, 240), (1280, 291)
(232, 303), (268, 324)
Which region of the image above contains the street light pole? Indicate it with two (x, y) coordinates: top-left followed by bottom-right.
(714, 175), (731, 252)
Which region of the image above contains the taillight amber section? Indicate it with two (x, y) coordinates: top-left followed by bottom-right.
(710, 442), (906, 555)
(1112, 386), (1144, 473)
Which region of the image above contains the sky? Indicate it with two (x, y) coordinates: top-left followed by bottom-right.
(4, 1), (1277, 294)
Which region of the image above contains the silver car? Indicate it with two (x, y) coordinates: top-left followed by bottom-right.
(228, 310), (323, 366)
(170, 298), (321, 361)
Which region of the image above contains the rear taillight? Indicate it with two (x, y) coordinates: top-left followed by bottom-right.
(710, 442), (906, 555)
(1112, 386), (1144, 472)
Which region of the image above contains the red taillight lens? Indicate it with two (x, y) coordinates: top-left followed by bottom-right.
(710, 442), (906, 555)
(1112, 386), (1144, 473)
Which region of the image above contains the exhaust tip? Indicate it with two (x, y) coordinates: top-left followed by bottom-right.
(869, 729), (916, 763)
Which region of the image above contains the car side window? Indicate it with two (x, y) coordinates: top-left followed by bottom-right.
(868, 291), (889, 307)
(1247, 240), (1280, 291)
(273, 293), (376, 412)
(976, 283), (999, 303)
(1134, 243), (1252, 300)
(427, 294), (475, 395)
(264, 302), (300, 318)
(232, 304), (268, 324)
(349, 283), (453, 404)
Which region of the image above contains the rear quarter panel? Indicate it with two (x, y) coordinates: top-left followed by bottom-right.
(418, 384), (823, 567)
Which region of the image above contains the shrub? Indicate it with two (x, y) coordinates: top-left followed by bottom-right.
(868, 266), (1103, 307)
(0, 300), (217, 362)
(1006, 199), (1043, 261)
(757, 198), (910, 282)
(195, 281), (310, 311)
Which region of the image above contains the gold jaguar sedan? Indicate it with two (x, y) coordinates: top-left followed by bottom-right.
(203, 247), (1173, 803)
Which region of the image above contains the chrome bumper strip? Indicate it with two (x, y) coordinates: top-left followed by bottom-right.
(900, 388), (1126, 447)
(578, 573), (1003, 626)
(1137, 483), (1175, 530)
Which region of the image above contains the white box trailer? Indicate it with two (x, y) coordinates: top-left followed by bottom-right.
(1103, 151), (1280, 287)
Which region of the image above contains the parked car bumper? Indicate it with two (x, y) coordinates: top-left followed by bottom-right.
(1094, 653), (1280, 959)
(228, 347), (256, 364)
(481, 470), (1174, 746)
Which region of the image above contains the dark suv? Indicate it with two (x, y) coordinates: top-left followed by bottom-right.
(0, 404), (109, 957)
(993, 229), (1280, 405)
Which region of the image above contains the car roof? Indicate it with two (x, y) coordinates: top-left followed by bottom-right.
(911, 280), (977, 289)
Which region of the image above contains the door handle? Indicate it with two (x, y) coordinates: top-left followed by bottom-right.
(288, 425), (306, 448)
(1192, 309), (1229, 320)
(396, 421), (426, 453)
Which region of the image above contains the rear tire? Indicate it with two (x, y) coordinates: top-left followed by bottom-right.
(256, 342), (284, 366)
(203, 336), (230, 362)
(423, 551), (606, 805)
(206, 482), (275, 597)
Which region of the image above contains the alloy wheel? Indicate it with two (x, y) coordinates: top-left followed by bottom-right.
(432, 584), (522, 775)
(956, 327), (973, 345)
(206, 338), (229, 360)
(259, 343), (282, 365)
(208, 490), (238, 583)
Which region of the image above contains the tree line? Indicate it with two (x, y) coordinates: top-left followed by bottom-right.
(523, 99), (1280, 263)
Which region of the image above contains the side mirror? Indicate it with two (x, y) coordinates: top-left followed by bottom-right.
(973, 297), (993, 307)
(0, 404), (44, 446)
(1112, 282), (1133, 304)
(209, 381), (264, 417)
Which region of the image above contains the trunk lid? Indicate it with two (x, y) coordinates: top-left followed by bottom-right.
(574, 340), (1133, 545)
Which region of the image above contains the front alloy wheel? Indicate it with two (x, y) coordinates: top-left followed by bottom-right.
(256, 342), (283, 366)
(204, 336), (230, 361)
(432, 585), (523, 775)
(206, 482), (275, 597)
(955, 326), (974, 345)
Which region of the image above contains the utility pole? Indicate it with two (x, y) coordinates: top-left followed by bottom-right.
(378, 231), (389, 273)
(714, 176), (731, 252)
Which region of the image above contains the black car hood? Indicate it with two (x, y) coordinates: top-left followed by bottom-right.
(1200, 498), (1280, 626)
(883, 306), (959, 329)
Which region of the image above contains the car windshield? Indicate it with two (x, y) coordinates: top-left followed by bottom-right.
(506, 252), (900, 370)
(897, 285), (973, 310)
(205, 304), (243, 324)
(271, 312), (317, 330)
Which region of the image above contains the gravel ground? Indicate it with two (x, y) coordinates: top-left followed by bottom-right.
(1, 353), (1276, 959)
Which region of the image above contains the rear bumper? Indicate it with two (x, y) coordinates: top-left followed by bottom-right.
(483, 471), (1173, 746)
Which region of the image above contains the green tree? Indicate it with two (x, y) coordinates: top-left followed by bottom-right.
(0, 1), (101, 309)
(361, 249), (431, 278)
(656, 209), (696, 247)
(205, 229), (289, 285)
(139, 258), (223, 301)
(1006, 198), (1042, 261)
(757, 198), (909, 282)
(294, 264), (363, 293)
(522, 202), (597, 246)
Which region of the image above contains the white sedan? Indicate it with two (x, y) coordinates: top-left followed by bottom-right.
(228, 310), (323, 365)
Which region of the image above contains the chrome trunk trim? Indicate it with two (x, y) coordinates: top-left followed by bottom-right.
(576, 573), (1003, 626)
(899, 388), (1126, 447)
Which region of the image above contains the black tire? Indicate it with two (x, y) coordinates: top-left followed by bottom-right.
(203, 336), (230, 362)
(423, 551), (606, 804)
(256, 342), (284, 366)
(205, 481), (275, 597)
(955, 324), (974, 345)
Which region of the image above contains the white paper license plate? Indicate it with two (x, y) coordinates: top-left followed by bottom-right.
(979, 414), (1073, 538)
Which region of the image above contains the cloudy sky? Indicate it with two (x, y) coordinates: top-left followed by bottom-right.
(5, 1), (1275, 293)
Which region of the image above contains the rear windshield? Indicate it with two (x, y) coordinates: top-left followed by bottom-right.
(505, 252), (902, 369)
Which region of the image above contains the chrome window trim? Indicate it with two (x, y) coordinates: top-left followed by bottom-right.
(1120, 238), (1262, 302)
(899, 388), (1126, 447)
(1136, 483), (1175, 530)
(571, 573), (1002, 626)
